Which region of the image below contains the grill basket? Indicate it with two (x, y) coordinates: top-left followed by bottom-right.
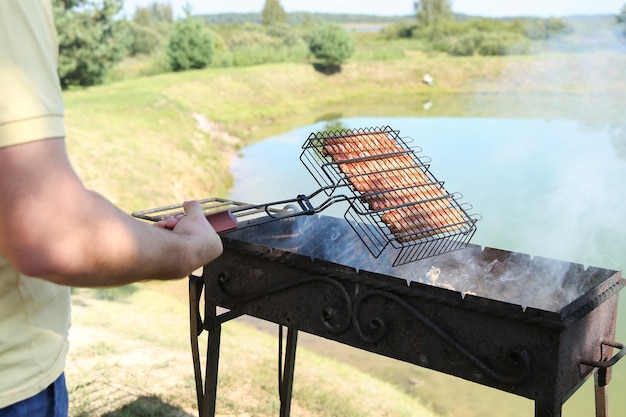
(299, 126), (479, 265)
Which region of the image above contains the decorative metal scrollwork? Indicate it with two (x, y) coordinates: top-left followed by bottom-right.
(352, 288), (531, 385)
(216, 272), (352, 334)
(216, 266), (530, 386)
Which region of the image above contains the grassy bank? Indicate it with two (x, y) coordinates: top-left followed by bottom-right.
(67, 285), (438, 417)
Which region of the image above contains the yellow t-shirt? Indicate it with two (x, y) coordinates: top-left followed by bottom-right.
(0, 0), (71, 408)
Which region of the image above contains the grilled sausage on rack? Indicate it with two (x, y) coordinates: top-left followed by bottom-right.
(322, 131), (468, 242)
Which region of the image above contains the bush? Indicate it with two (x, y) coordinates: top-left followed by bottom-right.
(211, 22), (308, 67)
(230, 44), (307, 66)
(140, 51), (173, 76)
(207, 31), (234, 67)
(444, 30), (530, 56)
(382, 22), (419, 39)
(128, 22), (162, 56)
(265, 23), (303, 47)
(53, 0), (130, 88)
(523, 18), (571, 40)
(308, 23), (355, 68)
(445, 31), (481, 56)
(167, 19), (214, 71)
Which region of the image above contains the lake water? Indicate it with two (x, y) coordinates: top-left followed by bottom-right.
(229, 116), (626, 417)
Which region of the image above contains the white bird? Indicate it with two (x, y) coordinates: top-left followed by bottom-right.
(423, 73), (434, 86)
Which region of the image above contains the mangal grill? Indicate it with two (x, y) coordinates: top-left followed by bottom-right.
(133, 127), (625, 417)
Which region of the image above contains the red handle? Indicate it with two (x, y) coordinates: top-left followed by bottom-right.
(205, 211), (238, 233)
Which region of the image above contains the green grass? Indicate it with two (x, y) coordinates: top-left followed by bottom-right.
(67, 285), (439, 417)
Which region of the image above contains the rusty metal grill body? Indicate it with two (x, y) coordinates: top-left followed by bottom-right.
(191, 214), (624, 417)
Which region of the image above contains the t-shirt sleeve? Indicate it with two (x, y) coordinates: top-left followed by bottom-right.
(0, 0), (66, 147)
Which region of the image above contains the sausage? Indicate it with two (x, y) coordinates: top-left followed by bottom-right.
(383, 207), (465, 231)
(383, 207), (467, 241)
(339, 159), (430, 187)
(321, 131), (468, 241)
(363, 188), (449, 211)
(322, 132), (399, 155)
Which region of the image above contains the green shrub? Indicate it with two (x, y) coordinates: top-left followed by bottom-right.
(444, 30), (530, 56)
(382, 22), (419, 39)
(207, 30), (234, 67)
(225, 26), (277, 48)
(128, 22), (162, 56)
(265, 23), (303, 46)
(140, 50), (173, 76)
(167, 19), (214, 71)
(308, 23), (355, 67)
(446, 31), (481, 56)
(212, 22), (308, 67)
(53, 0), (130, 88)
(523, 18), (571, 40)
(231, 43), (308, 66)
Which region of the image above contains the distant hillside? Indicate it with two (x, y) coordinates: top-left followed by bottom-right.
(198, 12), (414, 25)
(198, 11), (620, 26)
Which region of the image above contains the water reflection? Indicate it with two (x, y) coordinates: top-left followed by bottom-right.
(229, 117), (626, 417)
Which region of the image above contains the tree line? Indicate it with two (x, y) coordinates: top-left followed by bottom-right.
(53, 0), (626, 88)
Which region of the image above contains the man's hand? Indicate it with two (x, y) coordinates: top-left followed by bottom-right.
(159, 200), (224, 272)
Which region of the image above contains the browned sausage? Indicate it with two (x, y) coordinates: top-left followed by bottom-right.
(383, 207), (467, 241)
(321, 132), (467, 242)
(322, 132), (399, 155)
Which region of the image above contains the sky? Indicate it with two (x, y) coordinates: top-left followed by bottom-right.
(121, 0), (626, 18)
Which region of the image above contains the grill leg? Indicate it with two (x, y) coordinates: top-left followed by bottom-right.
(594, 368), (609, 417)
(534, 396), (561, 417)
(279, 327), (298, 417)
(201, 324), (221, 417)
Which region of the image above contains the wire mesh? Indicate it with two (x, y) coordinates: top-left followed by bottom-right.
(300, 125), (479, 266)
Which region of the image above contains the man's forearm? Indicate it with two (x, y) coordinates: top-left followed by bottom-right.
(0, 138), (223, 287)
(4, 188), (222, 287)
(37, 191), (215, 286)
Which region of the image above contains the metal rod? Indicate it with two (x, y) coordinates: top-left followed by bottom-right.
(279, 328), (299, 417)
(189, 276), (204, 415)
(201, 323), (221, 417)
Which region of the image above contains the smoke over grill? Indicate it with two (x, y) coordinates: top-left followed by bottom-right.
(227, 213), (606, 313)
